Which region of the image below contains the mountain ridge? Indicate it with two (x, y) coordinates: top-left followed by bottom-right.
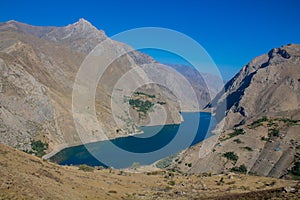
(1, 18), (107, 53)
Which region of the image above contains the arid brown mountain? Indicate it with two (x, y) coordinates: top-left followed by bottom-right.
(175, 44), (300, 179)
(0, 19), (219, 156)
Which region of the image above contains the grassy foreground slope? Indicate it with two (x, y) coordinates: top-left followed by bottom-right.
(0, 143), (300, 199)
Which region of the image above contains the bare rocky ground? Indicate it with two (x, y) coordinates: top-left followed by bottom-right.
(1, 143), (299, 200)
(176, 116), (300, 178)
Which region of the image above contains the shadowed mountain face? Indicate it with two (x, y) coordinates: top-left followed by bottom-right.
(177, 44), (300, 178)
(0, 19), (218, 154)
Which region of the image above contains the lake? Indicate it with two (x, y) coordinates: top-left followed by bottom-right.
(50, 112), (215, 169)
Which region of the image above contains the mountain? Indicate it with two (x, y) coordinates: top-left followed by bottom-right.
(0, 19), (218, 155)
(208, 44), (300, 128)
(166, 64), (223, 107)
(1, 143), (299, 199)
(176, 44), (300, 178)
(1, 18), (107, 53)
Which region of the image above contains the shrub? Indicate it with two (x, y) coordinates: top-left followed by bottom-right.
(269, 128), (280, 137)
(78, 164), (94, 172)
(223, 152), (239, 162)
(168, 180), (175, 186)
(157, 101), (166, 105)
(231, 164), (247, 174)
(133, 91), (155, 98)
(217, 177), (225, 185)
(240, 146), (253, 151)
(221, 129), (245, 141)
(233, 139), (242, 144)
(228, 128), (245, 138)
(291, 162), (300, 176)
(261, 136), (269, 141)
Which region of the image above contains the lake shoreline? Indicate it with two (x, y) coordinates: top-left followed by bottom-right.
(47, 112), (214, 168)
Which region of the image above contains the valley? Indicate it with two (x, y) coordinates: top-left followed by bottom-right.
(0, 17), (300, 200)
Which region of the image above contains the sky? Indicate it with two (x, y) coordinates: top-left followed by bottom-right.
(1, 0), (300, 80)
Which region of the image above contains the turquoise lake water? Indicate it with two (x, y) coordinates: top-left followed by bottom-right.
(50, 112), (215, 168)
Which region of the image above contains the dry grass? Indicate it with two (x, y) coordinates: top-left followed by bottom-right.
(0, 144), (299, 199)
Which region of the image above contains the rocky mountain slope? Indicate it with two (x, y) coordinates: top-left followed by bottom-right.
(1, 143), (299, 199)
(0, 19), (220, 155)
(167, 64), (224, 108)
(208, 44), (300, 128)
(176, 44), (300, 178)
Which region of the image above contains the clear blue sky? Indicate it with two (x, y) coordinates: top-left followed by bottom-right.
(1, 0), (300, 79)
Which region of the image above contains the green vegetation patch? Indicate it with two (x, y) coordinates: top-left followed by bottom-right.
(240, 146), (253, 151)
(30, 140), (48, 157)
(78, 164), (94, 172)
(278, 118), (300, 127)
(157, 101), (166, 105)
(133, 91), (155, 98)
(248, 116), (268, 129)
(233, 138), (243, 144)
(261, 136), (269, 141)
(291, 162), (300, 176)
(168, 180), (175, 186)
(231, 164), (247, 174)
(229, 128), (245, 138)
(220, 128), (245, 141)
(269, 128), (280, 137)
(184, 163), (192, 167)
(129, 99), (154, 114)
(127, 91), (167, 119)
(156, 153), (178, 169)
(223, 152), (239, 162)
(249, 116), (299, 130)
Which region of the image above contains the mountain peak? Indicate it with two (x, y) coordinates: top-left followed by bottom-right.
(73, 18), (93, 26)
(70, 18), (98, 31)
(6, 19), (18, 24)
